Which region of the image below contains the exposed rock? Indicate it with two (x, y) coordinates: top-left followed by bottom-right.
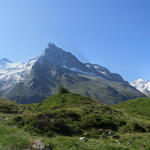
(0, 116), (9, 121)
(105, 130), (112, 135)
(114, 140), (120, 144)
(99, 129), (103, 132)
(127, 142), (131, 145)
(32, 139), (51, 150)
(79, 137), (87, 142)
(0, 116), (5, 120)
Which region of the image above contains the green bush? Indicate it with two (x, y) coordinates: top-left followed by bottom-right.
(58, 86), (69, 94)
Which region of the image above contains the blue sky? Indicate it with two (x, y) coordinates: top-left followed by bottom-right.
(0, 0), (150, 81)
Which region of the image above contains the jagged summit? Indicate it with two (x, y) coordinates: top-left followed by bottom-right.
(48, 42), (57, 48)
(40, 42), (85, 70)
(44, 42), (73, 58)
(44, 42), (64, 56)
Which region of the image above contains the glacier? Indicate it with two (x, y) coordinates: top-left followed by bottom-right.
(0, 58), (37, 91)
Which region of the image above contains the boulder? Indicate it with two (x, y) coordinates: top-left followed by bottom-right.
(79, 137), (87, 142)
(32, 139), (51, 150)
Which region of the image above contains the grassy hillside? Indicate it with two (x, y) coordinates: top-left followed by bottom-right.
(114, 98), (150, 120)
(12, 92), (150, 139)
(13, 92), (128, 137)
(0, 98), (27, 114)
(2, 123), (150, 150)
(1, 93), (150, 149)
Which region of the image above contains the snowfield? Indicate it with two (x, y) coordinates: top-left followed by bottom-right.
(0, 58), (37, 90)
(130, 78), (150, 96)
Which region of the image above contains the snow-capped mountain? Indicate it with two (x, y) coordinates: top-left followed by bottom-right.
(0, 58), (37, 91)
(0, 42), (145, 104)
(130, 78), (150, 96)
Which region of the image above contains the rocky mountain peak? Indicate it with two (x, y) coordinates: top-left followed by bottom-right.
(48, 42), (57, 48)
(44, 42), (63, 57)
(40, 42), (83, 69)
(37, 42), (125, 82)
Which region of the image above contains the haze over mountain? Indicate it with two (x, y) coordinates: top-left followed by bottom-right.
(0, 43), (145, 104)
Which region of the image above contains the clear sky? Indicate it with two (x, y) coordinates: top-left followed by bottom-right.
(0, 0), (150, 81)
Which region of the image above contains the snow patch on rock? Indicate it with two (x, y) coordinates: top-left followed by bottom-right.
(62, 65), (95, 75)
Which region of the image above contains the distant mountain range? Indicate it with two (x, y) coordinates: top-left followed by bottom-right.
(130, 78), (150, 97)
(0, 42), (145, 104)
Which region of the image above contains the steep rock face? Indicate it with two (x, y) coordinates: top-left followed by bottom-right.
(130, 78), (150, 97)
(0, 43), (145, 104)
(40, 43), (125, 82)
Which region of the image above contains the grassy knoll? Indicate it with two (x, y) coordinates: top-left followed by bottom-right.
(1, 93), (150, 149)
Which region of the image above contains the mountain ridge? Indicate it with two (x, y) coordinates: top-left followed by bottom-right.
(0, 42), (145, 104)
